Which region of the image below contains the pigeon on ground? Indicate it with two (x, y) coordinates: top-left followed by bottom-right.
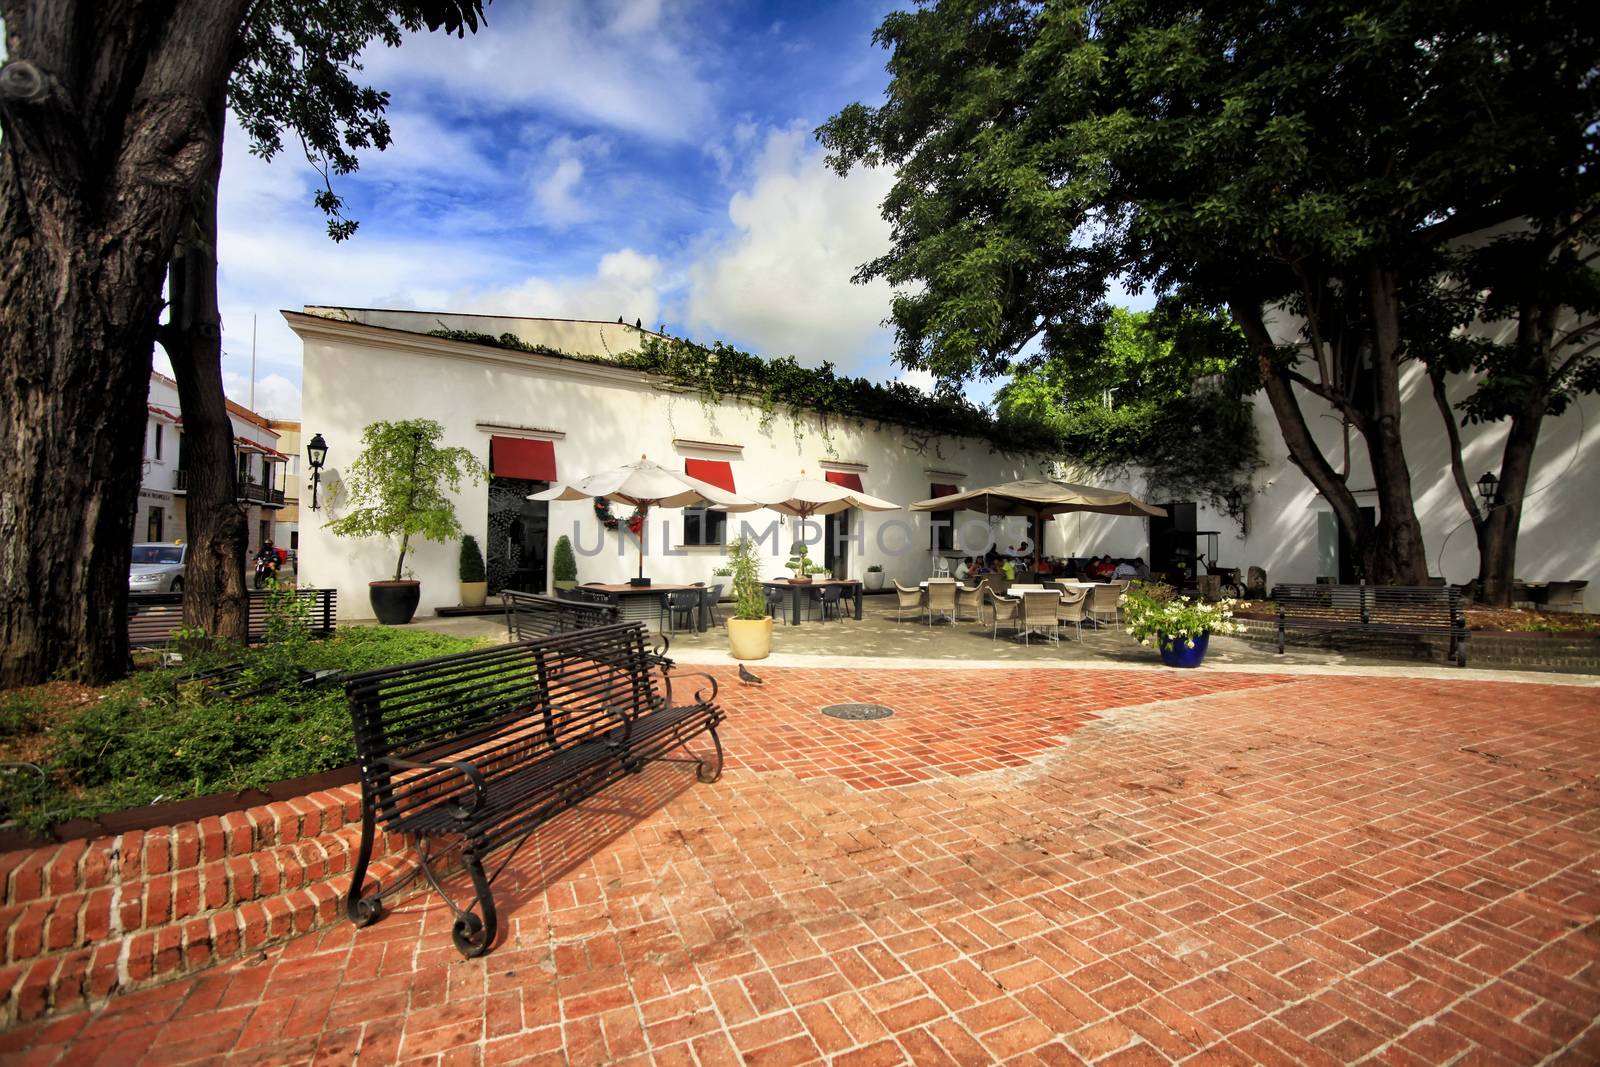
(738, 663), (763, 686)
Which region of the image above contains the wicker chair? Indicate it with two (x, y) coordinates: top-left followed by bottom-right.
(925, 579), (958, 625)
(985, 588), (1021, 641)
(1056, 588), (1088, 642)
(1087, 583), (1121, 627)
(893, 580), (924, 622)
(955, 583), (984, 622)
(1019, 592), (1060, 646)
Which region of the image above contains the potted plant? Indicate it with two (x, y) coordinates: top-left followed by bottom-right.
(725, 535), (772, 660)
(459, 535), (488, 608)
(785, 542), (827, 584)
(327, 418), (486, 625)
(552, 535), (579, 590)
(864, 563), (885, 591)
(1120, 582), (1242, 668)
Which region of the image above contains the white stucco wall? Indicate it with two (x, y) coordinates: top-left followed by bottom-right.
(292, 311), (1083, 620)
(293, 306), (1598, 619)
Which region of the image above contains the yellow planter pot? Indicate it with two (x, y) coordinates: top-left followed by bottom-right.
(727, 617), (773, 660)
(459, 581), (488, 609)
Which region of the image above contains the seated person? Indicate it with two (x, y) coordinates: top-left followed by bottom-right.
(1000, 556), (1017, 580)
(1036, 558), (1054, 577)
(1088, 555), (1116, 580)
(1112, 558), (1139, 578)
(954, 556), (971, 580)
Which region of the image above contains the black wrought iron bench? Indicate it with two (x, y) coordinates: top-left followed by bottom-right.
(343, 623), (723, 957)
(1275, 584), (1468, 666)
(501, 589), (619, 641)
(127, 587), (337, 647)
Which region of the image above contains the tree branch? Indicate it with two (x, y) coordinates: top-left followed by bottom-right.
(1429, 367), (1483, 533)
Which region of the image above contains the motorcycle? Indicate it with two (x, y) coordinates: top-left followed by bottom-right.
(253, 556), (279, 589)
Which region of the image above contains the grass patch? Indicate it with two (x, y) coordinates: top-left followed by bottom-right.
(0, 624), (482, 832)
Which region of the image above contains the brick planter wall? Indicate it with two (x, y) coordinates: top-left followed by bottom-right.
(0, 786), (413, 1027)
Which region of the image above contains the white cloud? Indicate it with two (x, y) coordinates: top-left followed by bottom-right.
(360, 0), (715, 142)
(222, 371), (301, 420)
(684, 125), (897, 369)
(897, 368), (936, 394)
(536, 157), (586, 222)
(460, 248), (666, 327)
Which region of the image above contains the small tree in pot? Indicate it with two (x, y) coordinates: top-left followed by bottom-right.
(725, 534), (772, 660)
(459, 535), (488, 608)
(552, 535), (579, 590)
(328, 419), (486, 624)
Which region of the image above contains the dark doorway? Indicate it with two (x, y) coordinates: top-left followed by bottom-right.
(1337, 506), (1377, 584)
(487, 477), (550, 594)
(823, 510), (853, 579)
(1150, 501), (1198, 580)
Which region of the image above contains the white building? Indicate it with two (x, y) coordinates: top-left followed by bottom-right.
(291, 307), (1597, 619)
(140, 372), (290, 555)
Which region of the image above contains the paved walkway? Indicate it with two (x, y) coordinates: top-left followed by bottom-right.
(5, 667), (1597, 1065)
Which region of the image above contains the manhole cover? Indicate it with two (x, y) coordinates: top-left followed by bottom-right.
(821, 703), (894, 721)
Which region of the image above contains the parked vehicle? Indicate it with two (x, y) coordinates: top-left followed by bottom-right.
(129, 542), (188, 593)
(253, 554), (280, 589)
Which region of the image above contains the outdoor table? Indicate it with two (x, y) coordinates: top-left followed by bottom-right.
(761, 578), (863, 625)
(581, 582), (712, 632)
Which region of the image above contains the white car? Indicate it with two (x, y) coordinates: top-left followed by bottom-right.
(129, 542), (188, 593)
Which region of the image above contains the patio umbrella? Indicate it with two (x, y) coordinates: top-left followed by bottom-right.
(910, 479), (1166, 563)
(530, 456), (756, 579)
(729, 472), (902, 519)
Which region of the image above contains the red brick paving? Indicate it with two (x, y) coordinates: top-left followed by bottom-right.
(2, 667), (1597, 1065)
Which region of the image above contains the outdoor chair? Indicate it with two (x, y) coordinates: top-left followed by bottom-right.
(659, 589), (701, 635)
(1056, 588), (1088, 642)
(811, 583), (846, 623)
(764, 585), (788, 624)
(893, 580), (924, 622)
(1087, 583), (1121, 627)
(701, 583), (724, 627)
(925, 578), (958, 625)
(955, 583), (984, 622)
(984, 588), (1021, 641)
(1020, 592), (1060, 646)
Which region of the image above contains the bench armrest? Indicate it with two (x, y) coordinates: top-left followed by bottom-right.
(663, 669), (719, 708)
(379, 755), (488, 820)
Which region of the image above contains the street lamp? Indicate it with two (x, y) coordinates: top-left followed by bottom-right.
(306, 433), (328, 510)
(1475, 470), (1499, 507)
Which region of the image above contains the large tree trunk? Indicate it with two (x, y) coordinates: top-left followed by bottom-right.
(160, 91), (250, 642)
(0, 1), (251, 685)
(1363, 264), (1431, 585)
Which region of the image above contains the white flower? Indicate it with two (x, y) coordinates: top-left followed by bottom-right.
(1185, 637), (1196, 648)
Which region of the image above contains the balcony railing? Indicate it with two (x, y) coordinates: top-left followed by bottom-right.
(174, 470), (284, 506)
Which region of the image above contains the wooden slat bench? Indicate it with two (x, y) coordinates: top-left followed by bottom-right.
(501, 589), (620, 641)
(127, 587), (337, 648)
(343, 623), (723, 957)
(1276, 584), (1468, 666)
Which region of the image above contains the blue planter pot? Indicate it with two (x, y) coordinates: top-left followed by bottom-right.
(1158, 631), (1209, 668)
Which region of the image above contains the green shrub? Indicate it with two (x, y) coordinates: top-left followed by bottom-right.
(0, 693), (48, 740)
(552, 535), (578, 583)
(459, 535), (486, 583)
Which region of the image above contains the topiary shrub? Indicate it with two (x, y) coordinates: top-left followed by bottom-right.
(459, 535), (486, 583)
(552, 535), (578, 585)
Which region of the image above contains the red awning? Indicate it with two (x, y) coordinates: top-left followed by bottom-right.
(491, 436), (557, 482)
(685, 458), (735, 493)
(929, 483), (958, 499)
(825, 470), (864, 492)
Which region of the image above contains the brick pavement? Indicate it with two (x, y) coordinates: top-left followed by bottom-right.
(2, 667), (1597, 1065)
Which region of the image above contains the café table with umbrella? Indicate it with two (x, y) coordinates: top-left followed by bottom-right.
(721, 472), (901, 624)
(528, 455), (757, 632)
(910, 479), (1166, 571)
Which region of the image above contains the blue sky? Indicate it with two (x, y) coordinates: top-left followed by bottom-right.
(189, 0), (948, 420)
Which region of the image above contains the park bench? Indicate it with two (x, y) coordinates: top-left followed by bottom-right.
(126, 587), (337, 648)
(1275, 583), (1467, 666)
(502, 589), (619, 640)
(343, 622), (724, 958)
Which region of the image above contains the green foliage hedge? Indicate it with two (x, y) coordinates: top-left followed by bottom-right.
(1, 626), (482, 831)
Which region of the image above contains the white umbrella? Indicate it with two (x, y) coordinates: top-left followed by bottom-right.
(530, 456), (757, 579)
(730, 472), (901, 519)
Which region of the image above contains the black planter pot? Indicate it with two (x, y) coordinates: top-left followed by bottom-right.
(369, 580), (421, 625)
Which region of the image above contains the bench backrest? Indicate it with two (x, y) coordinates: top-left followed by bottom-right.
(127, 587), (337, 647)
(344, 623), (661, 829)
(502, 590), (619, 641)
(1276, 584), (1461, 625)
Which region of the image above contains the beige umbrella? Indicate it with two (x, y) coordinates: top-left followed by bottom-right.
(911, 479), (1165, 563)
(728, 472), (901, 519)
(530, 456), (756, 579)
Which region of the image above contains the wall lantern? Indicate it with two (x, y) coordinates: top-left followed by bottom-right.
(1475, 470), (1499, 507)
(306, 433), (329, 510)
